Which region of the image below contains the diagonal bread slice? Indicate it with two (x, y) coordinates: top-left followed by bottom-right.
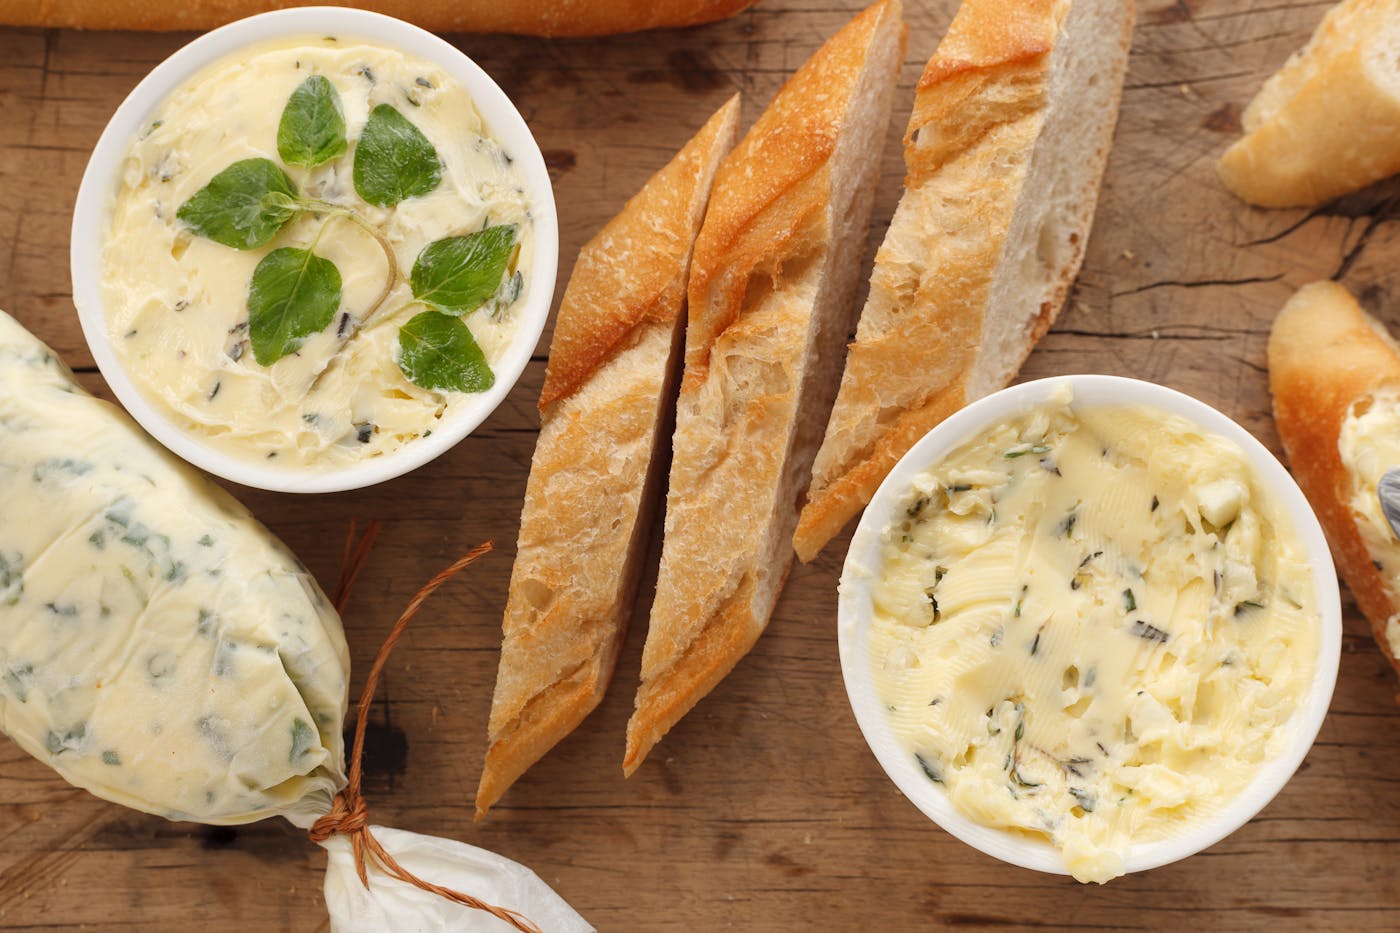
(791, 0), (1134, 562)
(1219, 0), (1400, 208)
(624, 0), (906, 775)
(476, 96), (740, 817)
(1269, 281), (1400, 676)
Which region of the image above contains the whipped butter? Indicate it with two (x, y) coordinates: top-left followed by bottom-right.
(1339, 387), (1400, 656)
(869, 388), (1319, 882)
(100, 36), (533, 468)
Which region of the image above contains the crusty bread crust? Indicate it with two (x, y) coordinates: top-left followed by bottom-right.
(477, 97), (739, 817)
(1269, 280), (1400, 674)
(1218, 0), (1400, 208)
(1, 0), (758, 36)
(624, 0), (906, 775)
(792, 0), (1133, 562)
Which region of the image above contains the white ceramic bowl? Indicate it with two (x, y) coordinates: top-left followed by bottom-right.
(70, 7), (558, 493)
(838, 375), (1342, 879)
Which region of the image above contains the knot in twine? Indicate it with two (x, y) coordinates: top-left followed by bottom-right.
(310, 522), (541, 933)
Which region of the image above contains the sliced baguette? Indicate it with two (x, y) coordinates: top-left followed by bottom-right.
(624, 0), (906, 775)
(792, 0), (1134, 562)
(1218, 0), (1400, 208)
(1269, 280), (1400, 674)
(477, 96), (740, 816)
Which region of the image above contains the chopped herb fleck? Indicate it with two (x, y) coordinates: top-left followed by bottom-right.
(1069, 788), (1096, 812)
(198, 534), (215, 547)
(1012, 769), (1041, 789)
(1234, 599), (1266, 617)
(1004, 444), (1051, 459)
(947, 483), (972, 494)
(290, 718), (317, 762)
(1150, 495), (1160, 512)
(102, 750), (122, 766)
(1058, 510), (1077, 538)
(45, 722), (86, 755)
(1123, 588), (1136, 612)
(0, 551), (22, 606)
(1129, 620), (1170, 643)
(906, 496), (929, 518)
(926, 589), (941, 625)
(3, 663), (33, 703)
(915, 752), (943, 784)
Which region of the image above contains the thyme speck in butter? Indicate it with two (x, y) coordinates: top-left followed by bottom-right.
(867, 387), (1320, 883)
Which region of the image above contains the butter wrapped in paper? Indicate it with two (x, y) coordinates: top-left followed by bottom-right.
(0, 309), (348, 826)
(0, 311), (588, 929)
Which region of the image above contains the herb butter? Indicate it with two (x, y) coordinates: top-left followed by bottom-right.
(101, 35), (534, 468)
(0, 310), (348, 825)
(869, 388), (1319, 882)
(1339, 388), (1400, 657)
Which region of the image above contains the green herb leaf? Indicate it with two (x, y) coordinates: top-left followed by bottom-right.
(277, 75), (348, 168)
(247, 247), (342, 365)
(353, 104), (442, 207)
(176, 158), (299, 249)
(410, 225), (518, 315)
(397, 310), (494, 393)
(290, 718), (317, 763)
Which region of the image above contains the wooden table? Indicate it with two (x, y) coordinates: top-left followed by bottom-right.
(3, 0), (1399, 928)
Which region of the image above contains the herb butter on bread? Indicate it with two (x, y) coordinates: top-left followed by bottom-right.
(1269, 280), (1400, 674)
(478, 98), (740, 815)
(625, 0), (906, 774)
(793, 0), (1134, 561)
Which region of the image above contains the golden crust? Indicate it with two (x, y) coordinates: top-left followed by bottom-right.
(541, 96), (742, 410)
(476, 99), (739, 817)
(1268, 280), (1400, 674)
(680, 2), (896, 390)
(794, 0), (1061, 563)
(625, 0), (905, 775)
(4, 0), (759, 36)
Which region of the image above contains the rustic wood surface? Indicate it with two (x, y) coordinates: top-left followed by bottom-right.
(2, 0), (1398, 929)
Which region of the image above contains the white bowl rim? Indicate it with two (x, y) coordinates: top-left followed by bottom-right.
(837, 374), (1342, 879)
(70, 6), (559, 494)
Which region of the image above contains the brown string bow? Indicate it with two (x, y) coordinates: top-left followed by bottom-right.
(310, 521), (541, 933)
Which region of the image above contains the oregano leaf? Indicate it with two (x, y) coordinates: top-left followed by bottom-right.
(247, 247), (342, 365)
(353, 104), (442, 207)
(176, 158), (299, 249)
(410, 225), (518, 315)
(397, 311), (494, 393)
(277, 75), (348, 168)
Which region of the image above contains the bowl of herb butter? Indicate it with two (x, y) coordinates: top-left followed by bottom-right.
(71, 6), (558, 493)
(838, 375), (1341, 883)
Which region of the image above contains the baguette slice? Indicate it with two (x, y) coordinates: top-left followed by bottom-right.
(1269, 280), (1400, 674)
(1219, 0), (1400, 208)
(792, 0), (1133, 562)
(477, 96), (740, 816)
(624, 0), (906, 774)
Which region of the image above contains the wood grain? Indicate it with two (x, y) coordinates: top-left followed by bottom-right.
(3, 0), (1400, 929)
